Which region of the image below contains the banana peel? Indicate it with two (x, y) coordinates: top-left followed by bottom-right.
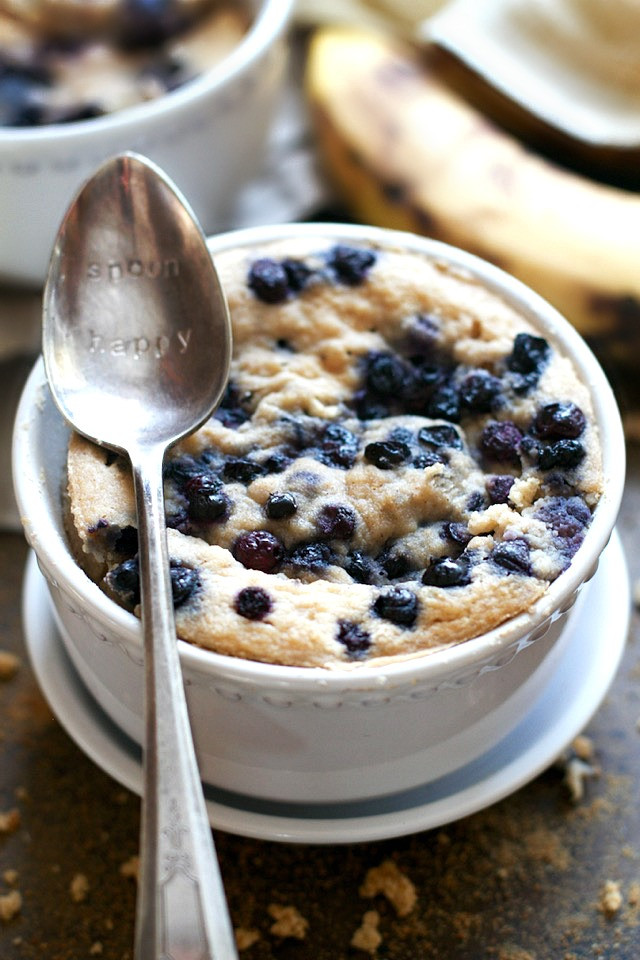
(305, 26), (640, 369)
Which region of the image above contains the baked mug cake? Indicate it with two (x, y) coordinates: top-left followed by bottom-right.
(0, 0), (249, 125)
(66, 232), (604, 669)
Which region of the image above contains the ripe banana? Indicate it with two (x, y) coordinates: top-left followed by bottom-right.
(305, 26), (640, 367)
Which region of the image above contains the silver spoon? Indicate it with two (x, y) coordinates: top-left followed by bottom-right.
(42, 152), (238, 960)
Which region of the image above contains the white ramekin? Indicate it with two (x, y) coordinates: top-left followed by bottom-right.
(13, 223), (626, 803)
(0, 0), (294, 288)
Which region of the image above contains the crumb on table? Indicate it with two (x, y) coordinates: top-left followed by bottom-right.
(0, 889), (22, 923)
(119, 855), (139, 883)
(267, 903), (308, 940)
(359, 859), (417, 917)
(70, 872), (90, 903)
(350, 909), (382, 954)
(235, 927), (260, 951)
(0, 650), (19, 681)
(599, 879), (623, 916)
(0, 808), (20, 835)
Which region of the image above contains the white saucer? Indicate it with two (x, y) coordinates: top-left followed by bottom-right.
(22, 531), (629, 845)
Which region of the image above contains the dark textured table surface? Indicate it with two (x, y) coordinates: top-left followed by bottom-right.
(1, 439), (639, 960)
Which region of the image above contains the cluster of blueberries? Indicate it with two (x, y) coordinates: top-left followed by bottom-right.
(0, 0), (199, 126)
(103, 245), (594, 657)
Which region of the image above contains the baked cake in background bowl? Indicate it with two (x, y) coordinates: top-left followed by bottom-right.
(13, 223), (625, 803)
(0, 0), (294, 287)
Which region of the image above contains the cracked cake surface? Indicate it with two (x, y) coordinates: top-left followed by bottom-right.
(66, 237), (604, 668)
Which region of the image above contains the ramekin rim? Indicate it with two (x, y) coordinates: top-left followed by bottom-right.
(12, 222), (625, 691)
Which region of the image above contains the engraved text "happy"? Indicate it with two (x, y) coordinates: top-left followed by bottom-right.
(88, 329), (192, 359)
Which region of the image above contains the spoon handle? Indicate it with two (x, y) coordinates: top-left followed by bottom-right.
(131, 447), (238, 960)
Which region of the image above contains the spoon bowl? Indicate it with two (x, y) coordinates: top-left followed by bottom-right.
(44, 152), (231, 451)
(42, 152), (237, 960)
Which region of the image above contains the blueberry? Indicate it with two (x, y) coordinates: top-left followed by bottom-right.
(288, 541), (334, 572)
(261, 450), (293, 474)
(247, 258), (290, 303)
(139, 54), (184, 93)
(538, 439), (586, 470)
(232, 531), (284, 573)
(412, 452), (442, 469)
(234, 586), (273, 621)
(0, 68), (46, 127)
(480, 420), (523, 464)
(373, 587), (419, 626)
(388, 426), (414, 445)
(265, 492), (297, 519)
(281, 258), (313, 293)
(507, 333), (550, 393)
(47, 102), (105, 125)
(491, 539), (531, 575)
(486, 474), (515, 504)
(184, 474), (230, 522)
(336, 619), (371, 659)
(164, 454), (203, 484)
(402, 363), (444, 414)
(119, 0), (186, 48)
(106, 557), (140, 607)
(508, 333), (550, 375)
(326, 245), (376, 285)
(317, 422), (359, 469)
(113, 524), (139, 555)
(533, 402), (586, 440)
(316, 503), (357, 540)
(222, 458), (265, 485)
(405, 313), (440, 356)
(427, 383), (460, 422)
(417, 424), (462, 452)
(364, 440), (411, 469)
(459, 370), (503, 413)
(440, 522), (471, 547)
(105, 557), (199, 608)
(377, 548), (411, 579)
(466, 491), (487, 512)
(214, 381), (250, 428)
(344, 550), (378, 584)
(353, 389), (390, 421)
(422, 554), (471, 587)
(170, 564), (200, 608)
(535, 496), (591, 559)
(365, 351), (408, 397)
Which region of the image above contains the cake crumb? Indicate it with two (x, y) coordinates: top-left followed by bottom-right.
(2, 870), (18, 886)
(89, 942), (103, 955)
(599, 879), (623, 916)
(267, 904), (308, 940)
(0, 889), (22, 923)
(70, 872), (90, 903)
(564, 757), (600, 802)
(628, 881), (640, 907)
(0, 650), (19, 681)
(235, 927), (260, 951)
(497, 948), (535, 960)
(0, 808), (20, 835)
(571, 734), (594, 760)
(119, 855), (139, 882)
(351, 910), (382, 954)
(360, 859), (417, 917)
